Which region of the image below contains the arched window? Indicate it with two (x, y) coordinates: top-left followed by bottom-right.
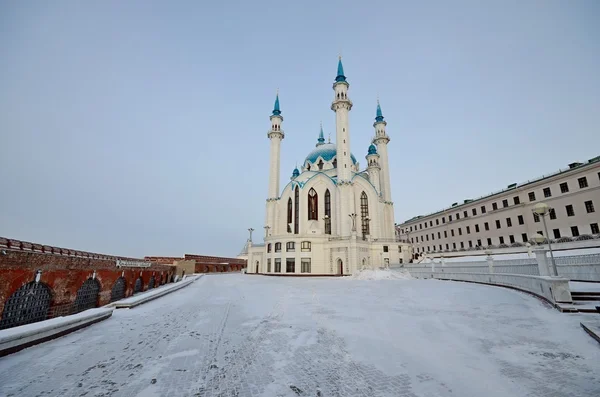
(307, 163), (311, 171)
(294, 186), (299, 234)
(308, 188), (318, 220)
(361, 191), (370, 237)
(318, 159), (324, 170)
(287, 198), (292, 225)
(325, 189), (331, 234)
(333, 158), (337, 168)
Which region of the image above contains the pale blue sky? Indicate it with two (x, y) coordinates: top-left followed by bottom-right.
(1, 1), (599, 257)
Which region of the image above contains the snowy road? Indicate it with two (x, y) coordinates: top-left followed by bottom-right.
(1, 274), (599, 397)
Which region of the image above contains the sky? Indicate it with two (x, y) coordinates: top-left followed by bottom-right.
(1, 0), (599, 258)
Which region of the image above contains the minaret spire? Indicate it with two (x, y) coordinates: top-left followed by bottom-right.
(372, 98), (394, 238)
(317, 122), (325, 146)
(266, 90), (284, 235)
(273, 89), (281, 116)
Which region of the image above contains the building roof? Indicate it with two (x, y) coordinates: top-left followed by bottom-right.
(304, 142), (357, 166)
(398, 155), (600, 226)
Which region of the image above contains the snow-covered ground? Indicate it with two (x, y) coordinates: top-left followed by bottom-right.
(0, 273), (599, 397)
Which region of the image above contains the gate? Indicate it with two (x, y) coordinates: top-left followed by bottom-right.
(110, 277), (126, 302)
(148, 276), (155, 289)
(72, 278), (100, 313)
(134, 277), (143, 293)
(0, 281), (52, 330)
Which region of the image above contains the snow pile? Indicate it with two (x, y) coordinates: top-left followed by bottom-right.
(349, 268), (413, 280)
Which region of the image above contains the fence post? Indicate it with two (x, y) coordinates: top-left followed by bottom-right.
(534, 248), (550, 276)
(485, 250), (494, 273)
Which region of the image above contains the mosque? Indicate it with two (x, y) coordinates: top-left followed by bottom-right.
(246, 58), (409, 275)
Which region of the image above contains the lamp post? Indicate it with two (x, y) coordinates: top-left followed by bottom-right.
(531, 203), (558, 276)
(248, 228), (254, 243)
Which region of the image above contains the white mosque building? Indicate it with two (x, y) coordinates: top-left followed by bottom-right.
(246, 58), (409, 275)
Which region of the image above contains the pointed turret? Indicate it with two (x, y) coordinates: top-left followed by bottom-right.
(317, 122), (325, 146)
(272, 91), (281, 116)
(375, 100), (384, 122)
(335, 56), (346, 82)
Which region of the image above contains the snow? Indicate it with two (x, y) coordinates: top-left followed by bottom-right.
(570, 281), (600, 293)
(348, 268), (413, 280)
(111, 275), (200, 307)
(419, 246), (600, 263)
(0, 274), (599, 397)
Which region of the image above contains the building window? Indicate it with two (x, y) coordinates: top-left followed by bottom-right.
(484, 222), (489, 231)
(444, 230), (448, 238)
(543, 187), (551, 198)
(451, 229), (455, 237)
(487, 238), (492, 246)
(537, 230), (544, 236)
(495, 220), (501, 229)
(514, 196), (520, 205)
(452, 242), (456, 249)
(267, 243), (272, 253)
(529, 192), (536, 201)
(427, 246), (430, 252)
(324, 189), (331, 234)
(468, 240), (473, 248)
(301, 258), (311, 273)
(475, 224), (480, 233)
(308, 188), (318, 220)
(553, 229), (561, 239)
(591, 223), (599, 234)
(509, 235), (515, 244)
(502, 199), (508, 208)
(436, 219), (439, 225)
(398, 245), (402, 253)
(439, 245), (442, 251)
(420, 224), (423, 230)
(275, 242), (282, 252)
(492, 202), (498, 211)
(274, 258), (281, 272)
(318, 159), (324, 170)
(463, 210), (468, 218)
(522, 233), (528, 242)
(420, 236), (423, 242)
(472, 208), (477, 216)
(506, 217), (512, 227)
(286, 258), (295, 273)
(571, 226), (579, 237)
(499, 236), (505, 244)
(445, 243), (449, 250)
(267, 259), (272, 273)
(301, 241), (311, 252)
(477, 239), (482, 247)
(458, 228), (462, 236)
(431, 233), (434, 241)
(460, 242), (464, 249)
(287, 198), (293, 226)
(560, 182), (569, 193)
(426, 234), (429, 241)
(438, 232), (441, 239)
(578, 177), (588, 188)
(360, 192), (370, 236)
(383, 246), (389, 252)
(566, 205), (575, 217)
(517, 215), (524, 225)
(585, 200), (595, 213)
(430, 220), (433, 227)
(456, 213), (460, 220)
(442, 217), (446, 223)
(294, 186), (299, 234)
(481, 205), (486, 214)
(449, 215), (453, 222)
(549, 208), (556, 220)
(466, 226), (470, 234)
(533, 213), (540, 223)
(424, 222), (427, 228)
(286, 242), (295, 252)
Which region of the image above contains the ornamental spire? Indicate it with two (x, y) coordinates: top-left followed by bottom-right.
(272, 89), (281, 116)
(317, 122), (325, 146)
(335, 56), (346, 83)
(375, 99), (384, 122)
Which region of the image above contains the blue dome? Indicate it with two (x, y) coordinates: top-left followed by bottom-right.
(292, 167), (300, 177)
(304, 143), (357, 166)
(368, 144), (377, 155)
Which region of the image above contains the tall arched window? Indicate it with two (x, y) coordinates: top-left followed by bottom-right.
(294, 186), (299, 234)
(318, 159), (324, 170)
(361, 191), (370, 237)
(325, 189), (331, 234)
(287, 198), (292, 225)
(308, 188), (318, 220)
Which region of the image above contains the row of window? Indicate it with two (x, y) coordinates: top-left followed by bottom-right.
(265, 258), (311, 273)
(267, 241), (312, 253)
(415, 223), (599, 253)
(408, 200), (596, 243)
(403, 174), (598, 232)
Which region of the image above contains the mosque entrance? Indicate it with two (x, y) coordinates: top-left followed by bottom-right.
(338, 259), (343, 275)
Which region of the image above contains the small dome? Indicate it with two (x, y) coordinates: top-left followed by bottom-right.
(367, 144), (377, 155)
(292, 167), (300, 178)
(304, 142), (357, 167)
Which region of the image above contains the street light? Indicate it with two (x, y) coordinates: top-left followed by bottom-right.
(531, 203), (558, 276)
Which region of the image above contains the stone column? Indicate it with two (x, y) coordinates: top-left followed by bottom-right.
(534, 248), (551, 276)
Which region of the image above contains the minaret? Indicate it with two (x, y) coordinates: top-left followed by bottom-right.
(331, 57), (354, 236)
(366, 144), (381, 194)
(372, 100), (394, 237)
(316, 122), (325, 146)
(266, 91), (284, 235)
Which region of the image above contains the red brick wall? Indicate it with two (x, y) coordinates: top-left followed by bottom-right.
(0, 238), (174, 322)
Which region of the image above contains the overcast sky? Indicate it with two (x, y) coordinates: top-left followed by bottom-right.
(1, 0), (599, 258)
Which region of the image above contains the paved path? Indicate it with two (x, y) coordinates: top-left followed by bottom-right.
(1, 274), (599, 396)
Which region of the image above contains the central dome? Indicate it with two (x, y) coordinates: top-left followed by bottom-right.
(304, 143), (357, 166)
